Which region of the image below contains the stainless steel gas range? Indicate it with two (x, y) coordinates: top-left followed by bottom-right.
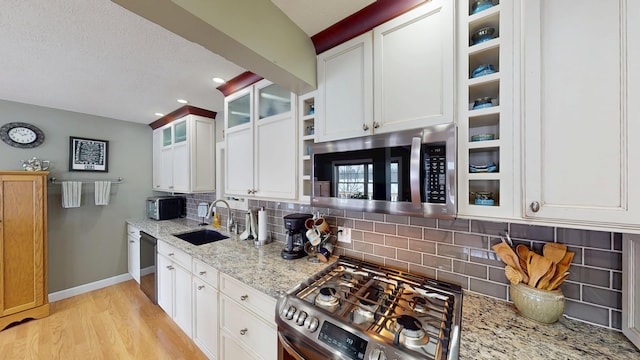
(276, 257), (463, 360)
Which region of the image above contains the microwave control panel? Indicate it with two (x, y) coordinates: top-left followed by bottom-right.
(425, 144), (447, 203)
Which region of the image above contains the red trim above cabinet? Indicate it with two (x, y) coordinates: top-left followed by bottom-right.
(148, 105), (217, 129)
(214, 1), (427, 96)
(311, 0), (428, 54)
(216, 71), (264, 97)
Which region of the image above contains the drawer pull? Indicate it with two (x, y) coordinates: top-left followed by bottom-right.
(240, 328), (248, 335)
(199, 271), (206, 275)
(129, 240), (135, 243)
(240, 295), (248, 301)
(166, 265), (174, 270)
(198, 285), (205, 290)
(168, 253), (175, 257)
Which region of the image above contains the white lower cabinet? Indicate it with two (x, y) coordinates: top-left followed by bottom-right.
(193, 259), (219, 360)
(219, 273), (277, 360)
(157, 241), (193, 338)
(126, 225), (140, 283)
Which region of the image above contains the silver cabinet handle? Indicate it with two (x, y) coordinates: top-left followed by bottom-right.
(169, 186), (174, 189)
(168, 253), (174, 257)
(199, 271), (206, 275)
(198, 285), (204, 290)
(240, 295), (248, 301)
(166, 265), (174, 270)
(362, 123), (369, 131)
(373, 121), (380, 129)
(129, 240), (135, 243)
(240, 328), (248, 335)
(247, 189), (252, 194)
(530, 201), (541, 212)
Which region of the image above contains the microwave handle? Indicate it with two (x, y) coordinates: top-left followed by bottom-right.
(410, 137), (422, 208)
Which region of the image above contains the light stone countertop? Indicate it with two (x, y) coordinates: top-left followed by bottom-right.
(126, 218), (640, 359)
(126, 218), (334, 299)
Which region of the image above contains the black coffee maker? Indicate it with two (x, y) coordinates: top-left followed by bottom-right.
(281, 213), (312, 259)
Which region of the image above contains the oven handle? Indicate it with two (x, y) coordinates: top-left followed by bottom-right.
(410, 136), (422, 208)
(278, 332), (307, 360)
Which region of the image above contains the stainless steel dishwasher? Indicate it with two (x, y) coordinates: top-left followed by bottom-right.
(139, 231), (157, 304)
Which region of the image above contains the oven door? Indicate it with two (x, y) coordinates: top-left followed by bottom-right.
(278, 328), (334, 360)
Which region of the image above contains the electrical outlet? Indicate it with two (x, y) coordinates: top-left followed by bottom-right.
(337, 226), (351, 243)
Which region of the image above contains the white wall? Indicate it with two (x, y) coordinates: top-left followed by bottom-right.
(0, 99), (153, 292)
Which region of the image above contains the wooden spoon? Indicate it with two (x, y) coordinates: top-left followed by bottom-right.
(504, 265), (523, 284)
(492, 242), (529, 283)
(515, 244), (530, 276)
(543, 243), (567, 264)
(527, 252), (554, 288)
(555, 250), (575, 275)
(547, 272), (570, 291)
(536, 262), (556, 289)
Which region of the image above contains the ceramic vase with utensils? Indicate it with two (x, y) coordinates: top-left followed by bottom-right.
(510, 282), (565, 324)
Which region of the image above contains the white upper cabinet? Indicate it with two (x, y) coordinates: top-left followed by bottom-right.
(316, 32), (373, 142)
(152, 114), (215, 193)
(521, 0), (640, 229)
(225, 80), (297, 199)
(373, 0), (454, 133)
(315, 0), (454, 142)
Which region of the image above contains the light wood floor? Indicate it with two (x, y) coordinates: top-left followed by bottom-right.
(0, 280), (207, 360)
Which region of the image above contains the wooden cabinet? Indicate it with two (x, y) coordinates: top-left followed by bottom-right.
(192, 259), (219, 360)
(225, 79), (297, 199)
(0, 171), (49, 331)
(152, 114), (215, 193)
(315, 0), (454, 142)
(126, 225), (140, 283)
(219, 273), (277, 360)
(157, 241), (193, 337)
(521, 0), (640, 228)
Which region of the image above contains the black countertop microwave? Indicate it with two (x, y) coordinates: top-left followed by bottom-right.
(310, 123), (456, 218)
(146, 196), (185, 220)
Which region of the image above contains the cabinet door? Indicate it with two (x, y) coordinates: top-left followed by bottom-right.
(373, 0), (454, 133)
(522, 0), (640, 226)
(127, 235), (140, 283)
(193, 278), (218, 359)
(173, 263), (192, 337)
(172, 120), (190, 192)
(316, 32), (373, 142)
(152, 129), (162, 190)
(157, 254), (173, 316)
(191, 116), (216, 192)
(0, 174), (46, 316)
(623, 235), (640, 349)
(225, 126), (254, 196)
(255, 82), (297, 199)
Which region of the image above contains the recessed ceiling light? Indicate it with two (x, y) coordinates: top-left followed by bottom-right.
(154, 112), (164, 117)
(212, 77), (226, 84)
(177, 99), (189, 104)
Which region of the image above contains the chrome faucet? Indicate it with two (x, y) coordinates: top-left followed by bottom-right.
(208, 199), (234, 231)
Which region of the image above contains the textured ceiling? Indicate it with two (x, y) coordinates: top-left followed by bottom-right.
(0, 0), (371, 124)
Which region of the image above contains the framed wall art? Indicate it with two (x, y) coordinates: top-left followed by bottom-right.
(69, 136), (109, 172)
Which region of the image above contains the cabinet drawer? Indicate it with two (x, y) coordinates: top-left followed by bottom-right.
(127, 225), (140, 237)
(193, 258), (218, 288)
(157, 241), (192, 269)
(220, 273), (277, 323)
(220, 294), (277, 360)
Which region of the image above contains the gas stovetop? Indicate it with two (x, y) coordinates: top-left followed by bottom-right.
(276, 256), (462, 360)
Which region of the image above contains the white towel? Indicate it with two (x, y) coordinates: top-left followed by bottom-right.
(61, 181), (82, 208)
(95, 181), (111, 206)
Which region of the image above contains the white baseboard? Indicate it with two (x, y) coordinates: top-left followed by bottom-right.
(141, 265), (155, 277)
(48, 273), (133, 303)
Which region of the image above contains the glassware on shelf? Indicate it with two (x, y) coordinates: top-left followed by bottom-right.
(472, 191), (495, 206)
(471, 64), (496, 78)
(471, 27), (495, 45)
(473, 97), (495, 109)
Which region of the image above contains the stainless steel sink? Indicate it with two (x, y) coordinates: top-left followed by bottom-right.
(173, 229), (229, 245)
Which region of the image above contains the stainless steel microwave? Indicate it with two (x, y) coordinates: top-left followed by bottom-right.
(310, 123), (456, 218)
(146, 196), (185, 220)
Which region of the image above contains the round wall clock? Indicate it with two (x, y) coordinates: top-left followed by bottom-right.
(0, 122), (45, 148)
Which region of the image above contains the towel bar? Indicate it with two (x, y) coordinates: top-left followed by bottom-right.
(49, 177), (124, 184)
